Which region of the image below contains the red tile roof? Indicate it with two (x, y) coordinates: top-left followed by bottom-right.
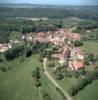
(74, 47), (85, 55)
(73, 61), (84, 70)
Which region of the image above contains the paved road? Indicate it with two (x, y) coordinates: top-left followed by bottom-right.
(43, 58), (72, 100)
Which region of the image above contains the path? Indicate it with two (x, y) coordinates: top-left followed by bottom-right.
(43, 58), (72, 100)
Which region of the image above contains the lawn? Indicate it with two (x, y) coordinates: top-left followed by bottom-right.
(0, 55), (62, 100)
(82, 41), (98, 71)
(56, 77), (78, 92)
(73, 41), (98, 100)
(74, 80), (98, 100)
(63, 17), (82, 27)
(82, 41), (98, 55)
(47, 67), (78, 92)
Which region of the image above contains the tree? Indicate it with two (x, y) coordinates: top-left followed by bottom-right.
(34, 79), (41, 88)
(32, 67), (40, 79)
(47, 61), (55, 67)
(26, 45), (32, 57)
(56, 74), (64, 80)
(0, 66), (7, 72)
(10, 31), (22, 40)
(4, 44), (25, 60)
(87, 53), (95, 62)
(42, 91), (52, 100)
(74, 40), (83, 47)
(0, 54), (4, 62)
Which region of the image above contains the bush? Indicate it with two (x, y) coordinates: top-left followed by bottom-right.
(0, 66), (7, 72)
(32, 67), (42, 88)
(69, 69), (98, 96)
(0, 54), (4, 62)
(26, 48), (32, 57)
(42, 91), (52, 100)
(32, 67), (40, 79)
(34, 79), (41, 88)
(74, 40), (83, 47)
(56, 74), (64, 80)
(4, 44), (25, 60)
(47, 61), (55, 67)
(56, 87), (67, 100)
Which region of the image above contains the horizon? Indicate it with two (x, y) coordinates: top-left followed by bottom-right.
(0, 0), (98, 6)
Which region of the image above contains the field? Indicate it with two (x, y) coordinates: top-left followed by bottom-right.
(74, 41), (98, 100)
(0, 55), (62, 100)
(82, 41), (98, 55)
(47, 66), (78, 92)
(63, 17), (82, 27)
(74, 80), (98, 100)
(47, 41), (98, 100)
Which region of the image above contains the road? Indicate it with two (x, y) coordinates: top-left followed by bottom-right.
(43, 58), (72, 100)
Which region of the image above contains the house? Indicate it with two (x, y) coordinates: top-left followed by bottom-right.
(48, 36), (65, 46)
(73, 60), (84, 71)
(51, 54), (61, 59)
(61, 47), (70, 58)
(74, 47), (85, 59)
(71, 47), (85, 60)
(59, 47), (70, 65)
(36, 32), (46, 38)
(71, 33), (81, 41)
(26, 36), (33, 41)
(34, 37), (47, 43)
(0, 43), (12, 53)
(68, 60), (84, 71)
(63, 31), (81, 41)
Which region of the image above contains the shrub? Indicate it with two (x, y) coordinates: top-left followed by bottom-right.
(0, 66), (7, 72)
(34, 79), (41, 88)
(69, 69), (98, 96)
(56, 74), (64, 80)
(47, 61), (55, 67)
(42, 91), (52, 100)
(74, 40), (83, 47)
(4, 44), (25, 60)
(32, 67), (40, 79)
(56, 87), (67, 100)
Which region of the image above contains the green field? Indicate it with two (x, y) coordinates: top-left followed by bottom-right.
(0, 55), (62, 100)
(74, 80), (98, 100)
(82, 41), (98, 55)
(63, 17), (82, 27)
(74, 41), (98, 100)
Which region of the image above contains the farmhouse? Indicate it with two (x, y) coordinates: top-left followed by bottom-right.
(0, 43), (12, 53)
(73, 60), (84, 71)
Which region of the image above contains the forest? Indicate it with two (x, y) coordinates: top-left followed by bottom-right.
(0, 6), (98, 43)
(0, 6), (98, 20)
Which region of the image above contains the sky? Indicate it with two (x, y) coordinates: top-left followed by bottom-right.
(0, 0), (98, 5)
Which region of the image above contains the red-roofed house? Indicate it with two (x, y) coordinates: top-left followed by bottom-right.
(71, 47), (85, 60)
(59, 47), (70, 65)
(73, 60), (84, 71)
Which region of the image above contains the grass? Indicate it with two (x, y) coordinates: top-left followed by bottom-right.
(73, 41), (98, 100)
(74, 80), (98, 100)
(81, 41), (98, 72)
(56, 77), (78, 91)
(46, 41), (98, 99)
(82, 41), (98, 55)
(47, 67), (78, 92)
(63, 17), (82, 27)
(0, 55), (62, 100)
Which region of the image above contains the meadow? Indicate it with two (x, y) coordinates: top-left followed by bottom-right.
(0, 55), (62, 100)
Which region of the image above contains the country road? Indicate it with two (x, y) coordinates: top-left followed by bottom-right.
(43, 58), (72, 100)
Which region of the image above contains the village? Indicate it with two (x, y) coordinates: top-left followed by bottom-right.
(0, 2), (98, 100)
(0, 28), (85, 71)
(33, 29), (85, 71)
